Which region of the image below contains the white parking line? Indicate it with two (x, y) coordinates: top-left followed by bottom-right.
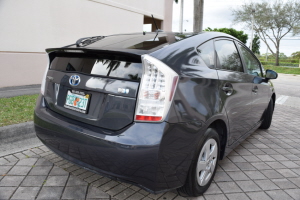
(276, 95), (289, 104)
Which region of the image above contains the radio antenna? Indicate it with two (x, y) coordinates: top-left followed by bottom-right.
(151, 14), (159, 31)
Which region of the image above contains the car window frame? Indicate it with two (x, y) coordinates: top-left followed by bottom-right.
(234, 40), (263, 77)
(213, 38), (245, 74)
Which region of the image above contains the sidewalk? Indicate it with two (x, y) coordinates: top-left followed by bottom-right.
(0, 146), (182, 200)
(1, 104), (300, 200)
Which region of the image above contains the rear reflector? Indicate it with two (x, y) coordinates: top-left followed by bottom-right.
(134, 55), (179, 122)
(135, 115), (162, 121)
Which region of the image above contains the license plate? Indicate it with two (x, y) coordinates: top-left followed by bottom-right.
(64, 90), (90, 113)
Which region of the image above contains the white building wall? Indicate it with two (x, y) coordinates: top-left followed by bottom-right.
(91, 0), (165, 19)
(0, 0), (172, 87)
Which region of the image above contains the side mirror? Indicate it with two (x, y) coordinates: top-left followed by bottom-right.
(265, 69), (278, 80)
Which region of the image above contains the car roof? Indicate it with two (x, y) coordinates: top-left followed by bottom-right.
(48, 32), (239, 56)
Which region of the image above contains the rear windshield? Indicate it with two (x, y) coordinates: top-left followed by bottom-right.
(50, 57), (142, 80)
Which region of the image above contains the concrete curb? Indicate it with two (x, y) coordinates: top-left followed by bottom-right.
(0, 84), (40, 98)
(0, 121), (35, 144)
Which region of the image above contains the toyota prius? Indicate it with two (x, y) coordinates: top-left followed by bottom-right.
(34, 32), (277, 196)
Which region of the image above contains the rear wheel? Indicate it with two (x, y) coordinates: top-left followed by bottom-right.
(178, 128), (220, 197)
(259, 99), (274, 129)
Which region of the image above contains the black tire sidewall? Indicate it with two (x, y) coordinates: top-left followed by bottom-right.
(185, 128), (220, 196)
(260, 98), (274, 129)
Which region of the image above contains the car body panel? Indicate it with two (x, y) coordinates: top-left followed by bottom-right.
(34, 31), (276, 193)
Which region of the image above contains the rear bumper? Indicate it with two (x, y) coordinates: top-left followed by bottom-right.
(34, 95), (201, 193)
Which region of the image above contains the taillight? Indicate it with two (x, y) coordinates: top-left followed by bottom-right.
(134, 55), (179, 122)
(41, 58), (50, 95)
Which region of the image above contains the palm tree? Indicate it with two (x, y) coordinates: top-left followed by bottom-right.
(174, 0), (184, 32)
(174, 0), (204, 32)
(194, 0), (204, 32)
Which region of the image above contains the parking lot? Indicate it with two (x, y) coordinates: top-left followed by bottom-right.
(0, 74), (300, 200)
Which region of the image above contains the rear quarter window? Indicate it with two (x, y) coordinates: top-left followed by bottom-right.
(196, 40), (215, 68)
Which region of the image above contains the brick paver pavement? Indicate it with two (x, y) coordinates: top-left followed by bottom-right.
(0, 104), (299, 200)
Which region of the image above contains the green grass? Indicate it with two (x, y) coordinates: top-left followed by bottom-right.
(0, 94), (38, 127)
(264, 65), (300, 75)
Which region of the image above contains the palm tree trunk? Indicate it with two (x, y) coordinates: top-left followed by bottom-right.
(179, 0), (184, 32)
(193, 0), (204, 32)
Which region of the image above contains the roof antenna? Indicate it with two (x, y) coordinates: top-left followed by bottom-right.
(151, 14), (162, 32)
(151, 14), (162, 41)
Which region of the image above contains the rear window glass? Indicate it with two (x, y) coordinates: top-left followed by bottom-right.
(50, 57), (142, 80)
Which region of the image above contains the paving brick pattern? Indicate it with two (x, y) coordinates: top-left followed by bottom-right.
(0, 104), (299, 200)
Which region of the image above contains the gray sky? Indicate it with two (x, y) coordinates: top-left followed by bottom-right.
(172, 0), (300, 57)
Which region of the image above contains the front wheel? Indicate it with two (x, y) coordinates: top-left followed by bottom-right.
(178, 128), (220, 197)
(259, 98), (274, 129)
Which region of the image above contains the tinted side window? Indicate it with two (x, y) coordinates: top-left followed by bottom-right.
(238, 44), (262, 77)
(196, 40), (215, 68)
(215, 40), (243, 72)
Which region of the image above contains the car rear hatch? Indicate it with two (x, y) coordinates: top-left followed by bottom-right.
(43, 49), (142, 131)
(42, 32), (183, 131)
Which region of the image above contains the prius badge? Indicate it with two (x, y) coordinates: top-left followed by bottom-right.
(69, 75), (80, 86)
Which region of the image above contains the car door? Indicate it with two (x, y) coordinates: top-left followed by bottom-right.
(214, 39), (255, 145)
(236, 42), (270, 125)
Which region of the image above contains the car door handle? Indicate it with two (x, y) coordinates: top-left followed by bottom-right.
(252, 86), (258, 93)
(222, 87), (232, 92)
(222, 83), (233, 96)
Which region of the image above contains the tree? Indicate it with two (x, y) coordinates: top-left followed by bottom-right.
(232, 0), (300, 66)
(175, 0), (184, 32)
(194, 0), (204, 32)
(174, 0), (204, 32)
(252, 34), (260, 55)
(204, 27), (248, 44)
(291, 51), (300, 59)
(279, 53), (287, 59)
(261, 53), (274, 59)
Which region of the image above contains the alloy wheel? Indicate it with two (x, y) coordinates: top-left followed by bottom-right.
(196, 138), (218, 186)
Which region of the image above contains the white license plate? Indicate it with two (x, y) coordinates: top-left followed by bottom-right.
(64, 90), (90, 113)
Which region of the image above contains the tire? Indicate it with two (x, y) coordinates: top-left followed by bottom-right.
(178, 128), (220, 197)
(259, 98), (274, 129)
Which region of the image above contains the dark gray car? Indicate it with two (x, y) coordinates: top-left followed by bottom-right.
(34, 32), (277, 196)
